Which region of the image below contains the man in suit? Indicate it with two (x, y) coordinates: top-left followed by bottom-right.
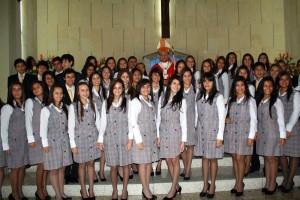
(56, 54), (81, 87)
(292, 60), (300, 88)
(250, 62), (266, 173)
(51, 56), (63, 77)
(36, 60), (49, 81)
(7, 58), (37, 99)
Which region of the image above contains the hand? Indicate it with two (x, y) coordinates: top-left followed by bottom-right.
(216, 139), (223, 148)
(180, 142), (185, 152)
(286, 131), (292, 138)
(97, 143), (104, 151)
(29, 142), (36, 148)
(255, 132), (259, 141)
(225, 117), (231, 124)
(157, 138), (160, 147)
(137, 142), (144, 150)
(71, 147), (78, 154)
(5, 149), (11, 155)
(279, 138), (286, 146)
(127, 140), (133, 151)
(247, 138), (254, 146)
(43, 146), (50, 153)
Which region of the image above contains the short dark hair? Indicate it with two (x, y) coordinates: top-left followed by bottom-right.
(128, 56), (137, 62)
(61, 54), (74, 67)
(253, 62), (265, 71)
(14, 58), (26, 67)
(63, 68), (76, 78)
(36, 60), (49, 69)
(52, 56), (61, 64)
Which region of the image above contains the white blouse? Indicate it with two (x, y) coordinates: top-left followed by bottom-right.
(25, 97), (43, 143)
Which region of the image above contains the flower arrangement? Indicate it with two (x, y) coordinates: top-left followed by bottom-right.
(39, 54), (55, 70)
(274, 52), (298, 75)
(97, 57), (106, 70)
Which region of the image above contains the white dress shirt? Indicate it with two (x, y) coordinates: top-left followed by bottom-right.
(260, 98), (286, 138)
(98, 98), (132, 143)
(129, 96), (154, 144)
(248, 84), (255, 97)
(195, 94), (226, 140)
(25, 97), (43, 143)
(279, 92), (300, 132)
(156, 96), (187, 142)
(1, 101), (25, 150)
(68, 101), (101, 148)
(40, 103), (64, 147)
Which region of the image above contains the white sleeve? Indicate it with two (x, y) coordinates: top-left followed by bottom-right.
(249, 84), (255, 97)
(156, 97), (162, 138)
(194, 71), (200, 86)
(195, 100), (198, 127)
(180, 99), (187, 142)
(68, 104), (76, 148)
(216, 95), (226, 140)
(127, 99), (134, 140)
(40, 107), (50, 147)
(25, 99), (35, 143)
(94, 103), (101, 136)
(286, 92), (300, 132)
(248, 98), (258, 139)
(1, 105), (13, 150)
(129, 98), (142, 143)
(221, 73), (229, 103)
(275, 99), (286, 139)
(98, 101), (107, 143)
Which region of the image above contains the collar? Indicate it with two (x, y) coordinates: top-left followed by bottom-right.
(113, 97), (123, 107)
(236, 95), (245, 103)
(49, 103), (64, 112)
(18, 72), (26, 78)
(65, 84), (75, 90)
(13, 100), (25, 111)
(184, 85), (192, 93)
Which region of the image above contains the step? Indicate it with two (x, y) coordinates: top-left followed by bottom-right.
(1, 166), (299, 197)
(25, 155), (265, 172)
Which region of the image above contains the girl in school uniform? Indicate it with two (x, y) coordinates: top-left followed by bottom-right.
(25, 81), (50, 200)
(257, 53), (270, 73)
(255, 77), (286, 195)
(68, 82), (101, 200)
(132, 68), (143, 89)
(114, 58), (128, 79)
(98, 79), (132, 200)
(149, 68), (164, 176)
(174, 60), (187, 76)
(129, 79), (159, 200)
(101, 66), (112, 97)
(1, 82), (29, 200)
(186, 55), (200, 87)
(225, 52), (238, 88)
(0, 101), (6, 200)
(200, 59), (215, 80)
(242, 53), (255, 82)
(236, 66), (256, 97)
(195, 72), (226, 199)
(40, 84), (73, 200)
(117, 69), (135, 99)
(224, 76), (257, 196)
(215, 56), (229, 103)
(89, 71), (107, 182)
(179, 68), (196, 181)
(277, 72), (300, 193)
(157, 75), (187, 200)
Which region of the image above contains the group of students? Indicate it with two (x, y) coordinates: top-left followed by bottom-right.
(0, 51), (299, 200)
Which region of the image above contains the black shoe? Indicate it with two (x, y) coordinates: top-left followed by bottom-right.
(8, 194), (16, 200)
(133, 170), (139, 174)
(93, 178), (98, 183)
(118, 172), (124, 182)
(152, 194), (157, 199)
(184, 176), (190, 181)
(35, 191), (45, 200)
(142, 191), (154, 200)
(21, 197), (29, 200)
(261, 187), (267, 193)
(80, 190), (89, 200)
(200, 183), (210, 197)
(236, 191), (243, 197)
(180, 172), (185, 177)
(265, 183), (278, 195)
(230, 188), (237, 194)
(45, 195), (51, 200)
(121, 191), (128, 200)
(282, 183), (294, 193)
(175, 186), (182, 195)
(155, 169), (161, 175)
(129, 174), (133, 179)
(62, 197), (72, 200)
(98, 171), (107, 182)
(207, 185), (216, 199)
(278, 184), (285, 190)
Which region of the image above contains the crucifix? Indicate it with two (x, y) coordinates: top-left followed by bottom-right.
(161, 0), (170, 38)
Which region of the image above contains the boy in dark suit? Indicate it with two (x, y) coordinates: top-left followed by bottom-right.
(56, 54), (81, 87)
(51, 56), (63, 76)
(7, 58), (37, 99)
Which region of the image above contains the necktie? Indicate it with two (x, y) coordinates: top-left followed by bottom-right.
(256, 81), (259, 90)
(19, 74), (24, 83)
(68, 88), (74, 102)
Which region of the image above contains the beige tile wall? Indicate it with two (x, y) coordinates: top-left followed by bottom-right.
(27, 0), (300, 71)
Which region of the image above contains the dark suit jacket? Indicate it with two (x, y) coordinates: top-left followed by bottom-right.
(55, 70), (82, 87)
(292, 76), (299, 88)
(62, 85), (77, 106)
(251, 77), (266, 105)
(7, 73), (37, 99)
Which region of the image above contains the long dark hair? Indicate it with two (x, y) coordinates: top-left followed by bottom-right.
(242, 53), (254, 70)
(106, 79), (127, 113)
(31, 80), (48, 105)
(47, 84), (68, 116)
(257, 77), (277, 118)
(149, 68), (164, 100)
(105, 56), (116, 73)
(200, 59), (215, 79)
(135, 79), (153, 102)
(196, 72), (218, 105)
(235, 65), (251, 83)
(74, 82), (96, 122)
(81, 63), (96, 80)
(227, 76), (251, 117)
(117, 69), (135, 99)
(185, 55), (196, 74)
(277, 71), (293, 102)
(180, 67), (196, 93)
(215, 56), (227, 78)
(116, 57), (128, 72)
(89, 71), (106, 101)
(175, 60), (187, 75)
(7, 82), (25, 108)
(225, 52), (238, 79)
(257, 53), (270, 71)
(162, 75), (183, 111)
